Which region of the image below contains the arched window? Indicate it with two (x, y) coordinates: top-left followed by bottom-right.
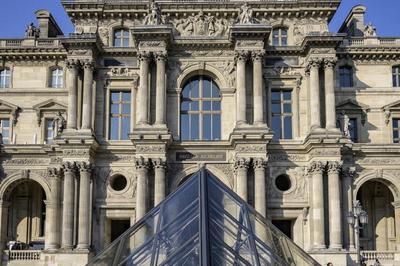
(180, 76), (221, 141)
(272, 28), (288, 46)
(113, 29), (129, 47)
(51, 68), (63, 88)
(393, 66), (400, 87)
(0, 68), (11, 88)
(339, 66), (354, 87)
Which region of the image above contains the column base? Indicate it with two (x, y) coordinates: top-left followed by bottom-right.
(61, 245), (74, 250)
(45, 244), (61, 251)
(328, 244), (343, 250)
(312, 245), (327, 251)
(76, 244), (90, 251)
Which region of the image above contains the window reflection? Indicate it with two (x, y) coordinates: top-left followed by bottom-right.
(271, 90), (293, 141)
(339, 66), (354, 87)
(109, 91), (131, 140)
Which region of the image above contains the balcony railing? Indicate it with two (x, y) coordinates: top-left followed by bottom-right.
(6, 250), (41, 261)
(342, 37), (400, 47)
(0, 38), (61, 48)
(361, 251), (395, 261)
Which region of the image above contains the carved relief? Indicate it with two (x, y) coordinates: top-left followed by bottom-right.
(143, 2), (165, 26)
(173, 11), (229, 37)
(264, 67), (301, 77)
(237, 3), (257, 24)
(107, 67), (136, 77)
(98, 27), (109, 46)
(293, 18), (329, 45)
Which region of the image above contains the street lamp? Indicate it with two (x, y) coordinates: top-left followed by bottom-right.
(348, 200), (368, 265)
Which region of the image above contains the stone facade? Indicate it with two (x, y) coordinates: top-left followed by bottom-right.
(0, 1), (400, 265)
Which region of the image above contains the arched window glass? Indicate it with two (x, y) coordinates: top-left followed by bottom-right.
(180, 76), (221, 141)
(51, 68), (63, 88)
(0, 68), (11, 88)
(393, 66), (400, 87)
(113, 29), (129, 47)
(339, 66), (354, 87)
(272, 28), (288, 46)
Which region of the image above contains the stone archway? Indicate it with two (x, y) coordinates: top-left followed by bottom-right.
(356, 179), (397, 251)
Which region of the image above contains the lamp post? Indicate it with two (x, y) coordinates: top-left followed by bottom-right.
(347, 200), (369, 265)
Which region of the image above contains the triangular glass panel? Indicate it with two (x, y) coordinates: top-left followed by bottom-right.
(87, 169), (319, 266)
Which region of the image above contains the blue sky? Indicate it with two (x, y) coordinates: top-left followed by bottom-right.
(0, 0), (399, 38)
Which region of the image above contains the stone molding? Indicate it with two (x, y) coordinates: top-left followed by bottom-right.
(62, 161), (77, 173)
(77, 162), (93, 173)
(153, 158), (167, 170)
(326, 161), (342, 174)
(47, 167), (63, 179)
(234, 50), (249, 62)
(307, 161), (326, 174)
(253, 158), (267, 170)
(251, 50), (265, 62)
(135, 157), (151, 170)
(234, 157), (250, 171)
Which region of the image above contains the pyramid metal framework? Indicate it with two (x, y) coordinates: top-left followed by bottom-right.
(87, 169), (319, 266)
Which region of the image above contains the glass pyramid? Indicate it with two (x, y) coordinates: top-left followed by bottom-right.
(87, 169), (319, 266)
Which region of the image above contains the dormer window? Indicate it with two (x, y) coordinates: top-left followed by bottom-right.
(0, 68), (11, 88)
(51, 68), (63, 88)
(113, 29), (129, 47)
(272, 28), (288, 46)
(339, 66), (354, 87)
(393, 66), (400, 87)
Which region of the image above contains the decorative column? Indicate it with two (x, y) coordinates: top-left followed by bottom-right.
(308, 161), (326, 249)
(324, 59), (337, 130)
(253, 158), (267, 217)
(393, 201), (400, 251)
(131, 76), (139, 131)
(327, 161), (343, 249)
(135, 157), (150, 220)
(61, 162), (76, 249)
(137, 52), (151, 125)
(252, 51), (265, 125)
(46, 168), (62, 250)
(308, 59), (322, 131)
(153, 158), (166, 206)
(66, 60), (79, 129)
(81, 60), (94, 130)
(343, 168), (356, 250)
(235, 51), (248, 126)
(234, 157), (250, 202)
(77, 162), (92, 250)
(155, 51), (167, 126)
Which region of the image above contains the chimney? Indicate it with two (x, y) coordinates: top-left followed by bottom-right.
(35, 10), (64, 38)
(338, 5), (367, 37)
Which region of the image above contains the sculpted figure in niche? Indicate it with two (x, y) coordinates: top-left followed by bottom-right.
(52, 111), (66, 137)
(364, 22), (377, 37)
(144, 1), (164, 26)
(336, 111), (350, 138)
(25, 23), (39, 38)
(99, 27), (109, 46)
(237, 3), (256, 24)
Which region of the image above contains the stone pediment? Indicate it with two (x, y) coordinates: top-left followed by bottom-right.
(336, 99), (369, 111)
(0, 99), (20, 125)
(383, 100), (400, 111)
(33, 99), (67, 125)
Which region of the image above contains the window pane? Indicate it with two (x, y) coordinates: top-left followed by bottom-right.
(271, 92), (280, 101)
(180, 114), (189, 141)
(283, 104), (292, 113)
(2, 129), (9, 138)
(394, 130), (399, 139)
(203, 101), (211, 111)
(182, 85), (191, 98)
(2, 119), (10, 127)
(272, 103), (281, 113)
(121, 117), (130, 140)
(203, 79), (211, 98)
(213, 114), (221, 140)
(212, 83), (220, 97)
(111, 92), (120, 102)
(111, 104), (119, 114)
(271, 116), (281, 141)
(122, 104), (130, 114)
(122, 92), (131, 101)
(122, 38), (129, 47)
(191, 80), (199, 98)
(181, 101), (190, 111)
(281, 37), (287, 46)
(110, 117), (119, 140)
(212, 101), (221, 111)
(283, 91), (291, 100)
(283, 116), (292, 139)
(393, 119), (399, 128)
(191, 101), (199, 111)
(190, 114), (199, 140)
(203, 114), (212, 140)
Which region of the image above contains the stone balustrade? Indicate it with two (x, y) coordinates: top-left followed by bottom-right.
(6, 250), (41, 261)
(361, 250), (395, 261)
(342, 37), (400, 46)
(0, 38), (61, 47)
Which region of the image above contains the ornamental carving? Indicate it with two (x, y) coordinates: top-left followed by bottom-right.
(237, 3), (257, 24)
(3, 158), (48, 165)
(62, 161), (77, 172)
(135, 156), (150, 170)
(107, 67), (136, 77)
(173, 11), (229, 37)
(310, 149), (340, 156)
(293, 18), (329, 45)
(77, 162), (93, 173)
(153, 158), (166, 169)
(269, 154), (307, 162)
(143, 2), (165, 26)
(236, 145), (266, 153)
(212, 163), (234, 188)
(264, 67), (300, 77)
(136, 145), (165, 153)
(253, 158), (267, 170)
(98, 27), (109, 46)
(63, 149), (90, 157)
(307, 161), (326, 174)
(234, 158), (250, 171)
(326, 161), (342, 173)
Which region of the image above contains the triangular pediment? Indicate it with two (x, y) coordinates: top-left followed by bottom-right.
(32, 99), (67, 111)
(336, 99), (369, 111)
(383, 100), (400, 111)
(0, 99), (19, 112)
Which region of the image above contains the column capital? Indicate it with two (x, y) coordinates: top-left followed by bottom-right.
(153, 158), (166, 169)
(154, 51), (167, 62)
(138, 51), (151, 62)
(234, 50), (249, 62)
(251, 50), (265, 62)
(253, 158), (267, 170)
(135, 156), (151, 170)
(307, 161), (326, 174)
(343, 166), (357, 179)
(82, 59), (95, 70)
(66, 59), (80, 70)
(47, 167), (63, 179)
(234, 157), (250, 170)
(62, 161), (77, 173)
(77, 161), (93, 173)
(327, 161), (343, 174)
(307, 58), (323, 69)
(323, 58), (337, 69)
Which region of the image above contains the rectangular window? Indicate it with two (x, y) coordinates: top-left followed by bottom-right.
(0, 118), (10, 144)
(349, 118), (358, 143)
(45, 118), (54, 144)
(271, 90), (293, 141)
(51, 68), (63, 88)
(109, 91), (131, 140)
(0, 69), (11, 88)
(393, 118), (400, 143)
(339, 66), (354, 87)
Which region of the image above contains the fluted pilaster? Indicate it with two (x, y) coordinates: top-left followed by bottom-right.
(327, 161), (343, 249)
(308, 59), (322, 131)
(234, 157), (250, 201)
(77, 162), (92, 250)
(155, 52), (167, 126)
(137, 52), (151, 125)
(61, 162), (76, 249)
(153, 158), (166, 206)
(235, 51), (248, 126)
(253, 158), (267, 217)
(81, 60), (94, 130)
(135, 157), (150, 220)
(46, 167), (62, 250)
(66, 60), (79, 129)
(252, 51), (265, 126)
(324, 59), (337, 130)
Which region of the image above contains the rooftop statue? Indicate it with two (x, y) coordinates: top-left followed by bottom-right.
(25, 23), (40, 38)
(364, 22), (377, 37)
(237, 3), (257, 24)
(143, 1), (164, 26)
